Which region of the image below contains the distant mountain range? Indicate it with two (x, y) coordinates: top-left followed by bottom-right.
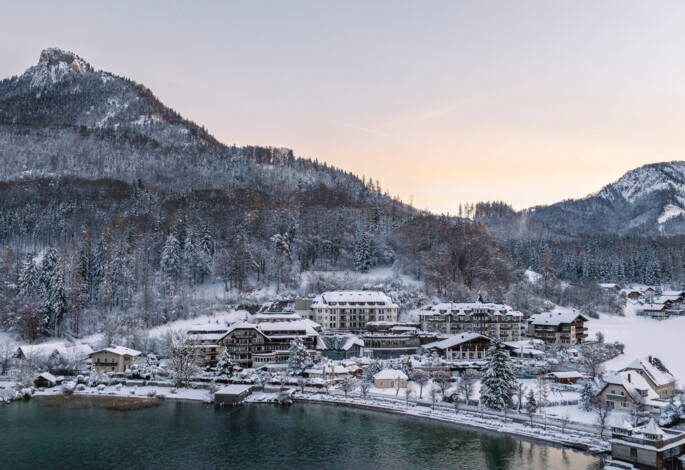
(477, 161), (685, 238)
(528, 161), (685, 236)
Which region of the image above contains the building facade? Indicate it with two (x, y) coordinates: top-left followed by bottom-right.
(526, 312), (589, 348)
(311, 291), (398, 332)
(219, 321), (321, 368)
(419, 300), (523, 342)
(90, 346), (141, 373)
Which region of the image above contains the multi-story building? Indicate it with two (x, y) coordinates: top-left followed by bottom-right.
(219, 320), (321, 368)
(419, 299), (523, 342)
(186, 329), (230, 368)
(526, 312), (589, 348)
(89, 346), (140, 373)
(310, 291), (398, 332)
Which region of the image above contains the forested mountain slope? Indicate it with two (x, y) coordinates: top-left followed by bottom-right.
(0, 49), (521, 341)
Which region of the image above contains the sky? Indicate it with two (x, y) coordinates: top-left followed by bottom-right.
(2, 1), (685, 212)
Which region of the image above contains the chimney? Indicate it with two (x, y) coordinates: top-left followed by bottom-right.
(627, 373), (631, 383)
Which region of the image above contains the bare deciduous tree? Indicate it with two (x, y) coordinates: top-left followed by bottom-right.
(162, 330), (199, 388)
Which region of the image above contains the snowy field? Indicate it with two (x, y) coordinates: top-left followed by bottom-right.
(587, 303), (685, 382)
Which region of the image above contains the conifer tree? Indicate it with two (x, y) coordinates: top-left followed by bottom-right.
(479, 341), (517, 410)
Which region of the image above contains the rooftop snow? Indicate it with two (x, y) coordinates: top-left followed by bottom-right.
(528, 312), (588, 326)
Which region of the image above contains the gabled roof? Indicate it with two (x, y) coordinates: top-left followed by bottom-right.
(602, 371), (659, 402)
(639, 418), (665, 436)
(36, 372), (57, 383)
(374, 369), (408, 380)
(342, 336), (364, 351)
(90, 346), (141, 357)
(18, 342), (93, 358)
(528, 312), (589, 326)
(422, 333), (490, 350)
(623, 357), (675, 387)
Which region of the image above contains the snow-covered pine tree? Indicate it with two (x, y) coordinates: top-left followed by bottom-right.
(363, 359), (383, 382)
(18, 253), (38, 298)
(479, 341), (517, 410)
(525, 388), (538, 426)
(215, 347), (234, 377)
(579, 379), (596, 411)
(160, 233), (181, 288)
(658, 397), (679, 427)
(38, 247), (66, 336)
(287, 337), (313, 375)
(354, 230), (373, 273)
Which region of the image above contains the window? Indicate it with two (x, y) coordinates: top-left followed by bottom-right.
(630, 448), (637, 460)
(621, 402), (629, 408)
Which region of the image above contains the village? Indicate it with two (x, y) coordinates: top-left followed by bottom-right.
(2, 286), (685, 470)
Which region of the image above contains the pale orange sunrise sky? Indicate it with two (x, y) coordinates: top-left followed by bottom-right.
(3, 1), (685, 212)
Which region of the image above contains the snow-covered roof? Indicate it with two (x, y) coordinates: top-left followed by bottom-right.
(36, 372), (57, 383)
(186, 331), (229, 341)
(257, 320), (319, 337)
(608, 413), (634, 431)
(374, 369), (408, 380)
(342, 336), (364, 351)
(423, 333), (489, 350)
(90, 346), (141, 357)
(18, 342), (94, 358)
(603, 371), (659, 402)
(639, 418), (665, 437)
(215, 384), (252, 395)
(623, 357), (675, 387)
(549, 371), (584, 379)
(225, 322), (260, 335)
(420, 302), (523, 317)
(528, 312), (589, 326)
(253, 313), (302, 322)
(312, 291), (397, 308)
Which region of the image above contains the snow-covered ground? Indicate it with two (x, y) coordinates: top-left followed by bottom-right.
(33, 383), (211, 402)
(146, 309), (251, 340)
(587, 303), (685, 382)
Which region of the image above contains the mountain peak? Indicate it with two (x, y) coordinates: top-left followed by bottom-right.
(27, 48), (94, 88)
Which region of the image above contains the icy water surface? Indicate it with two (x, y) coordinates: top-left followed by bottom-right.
(0, 399), (603, 469)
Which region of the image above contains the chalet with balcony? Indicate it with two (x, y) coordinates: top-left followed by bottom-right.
(422, 333), (493, 360)
(90, 346), (141, 373)
(526, 311), (589, 348)
(219, 320), (322, 368)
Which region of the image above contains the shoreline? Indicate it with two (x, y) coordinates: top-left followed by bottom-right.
(283, 393), (610, 454)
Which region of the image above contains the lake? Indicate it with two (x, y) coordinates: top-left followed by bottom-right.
(0, 399), (603, 470)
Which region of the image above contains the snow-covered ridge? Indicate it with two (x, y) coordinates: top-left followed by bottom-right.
(25, 48), (94, 88)
(595, 161), (685, 204)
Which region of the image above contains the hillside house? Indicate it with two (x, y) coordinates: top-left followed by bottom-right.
(90, 346), (141, 373)
(622, 357), (676, 399)
(598, 371), (663, 413)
